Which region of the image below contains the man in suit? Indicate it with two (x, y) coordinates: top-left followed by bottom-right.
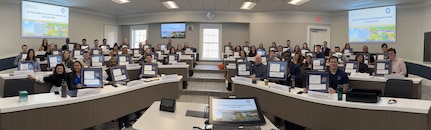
(322, 41), (331, 56)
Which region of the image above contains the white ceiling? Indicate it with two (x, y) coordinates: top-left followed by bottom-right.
(1, 0), (427, 16)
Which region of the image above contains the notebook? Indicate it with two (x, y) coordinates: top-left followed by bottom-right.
(209, 97), (266, 130)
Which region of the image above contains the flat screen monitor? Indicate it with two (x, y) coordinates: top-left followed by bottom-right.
(374, 61), (391, 76)
(161, 23), (186, 38)
(90, 49), (102, 55)
(141, 63), (158, 77)
(256, 49), (266, 56)
(306, 71), (329, 92)
(80, 68), (103, 88)
(47, 55), (62, 68)
(117, 54), (131, 66)
(344, 61), (359, 74)
(312, 58), (326, 70)
(236, 62), (252, 76)
(18, 61), (35, 71)
(109, 66), (129, 82)
(209, 97), (266, 126)
(90, 55), (104, 67)
(267, 61), (288, 81)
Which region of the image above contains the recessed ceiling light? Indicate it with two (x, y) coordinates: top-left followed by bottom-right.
(112, 0), (130, 4)
(240, 1), (257, 10)
(287, 0), (310, 5)
(162, 0), (179, 9)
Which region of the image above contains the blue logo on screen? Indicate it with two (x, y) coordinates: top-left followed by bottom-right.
(385, 8), (390, 14)
(61, 8), (65, 13)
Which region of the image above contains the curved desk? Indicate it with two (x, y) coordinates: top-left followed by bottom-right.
(349, 76), (422, 98)
(233, 79), (431, 130)
(0, 76), (182, 130)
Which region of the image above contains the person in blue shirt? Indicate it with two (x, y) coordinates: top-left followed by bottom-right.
(250, 55), (267, 80)
(328, 56), (349, 93)
(315, 45), (325, 58)
(24, 49), (41, 72)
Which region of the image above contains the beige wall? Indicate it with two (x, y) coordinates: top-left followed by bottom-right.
(0, 2), (117, 58)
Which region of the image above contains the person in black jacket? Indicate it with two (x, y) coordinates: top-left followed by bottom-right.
(68, 61), (84, 90)
(28, 64), (68, 93)
(356, 54), (369, 73)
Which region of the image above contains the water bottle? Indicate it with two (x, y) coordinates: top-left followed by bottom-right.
(290, 75), (295, 88)
(337, 84), (343, 101)
(61, 79), (68, 98)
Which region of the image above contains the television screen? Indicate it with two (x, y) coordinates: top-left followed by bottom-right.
(22, 1), (69, 38)
(348, 6), (396, 44)
(161, 23), (186, 38)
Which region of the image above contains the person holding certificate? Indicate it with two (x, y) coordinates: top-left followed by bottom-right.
(28, 64), (68, 93)
(250, 55), (267, 80)
(327, 56), (349, 93)
(138, 54), (160, 79)
(68, 61), (84, 90)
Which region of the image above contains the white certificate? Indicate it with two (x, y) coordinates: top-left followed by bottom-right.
(144, 71), (156, 75)
(344, 49), (350, 54)
(238, 71), (250, 76)
(92, 57), (99, 62)
(49, 57), (58, 63)
(270, 64), (280, 72)
(84, 71), (95, 79)
(119, 62), (128, 65)
(238, 64), (246, 71)
(20, 63), (28, 70)
(225, 47), (230, 52)
(53, 51), (59, 55)
(237, 59), (243, 62)
(301, 50), (308, 56)
(309, 75), (321, 84)
(377, 63), (385, 69)
(93, 50), (99, 54)
(377, 55), (385, 60)
(144, 65), (152, 71)
(84, 79), (99, 85)
(93, 62), (102, 67)
(74, 50), (81, 56)
(345, 69), (356, 73)
(115, 75), (127, 81)
(244, 47), (249, 52)
(21, 54), (27, 61)
(283, 48), (289, 52)
(309, 84), (326, 90)
(269, 72), (284, 78)
(313, 65), (323, 70)
(144, 45), (149, 50)
(234, 52), (239, 56)
(377, 69), (389, 74)
(313, 60), (321, 65)
(113, 68), (122, 76)
(134, 50), (139, 54)
(346, 63), (354, 69)
(169, 55), (175, 61)
(119, 56), (126, 62)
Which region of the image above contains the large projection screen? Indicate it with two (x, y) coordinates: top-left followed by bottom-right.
(22, 1), (69, 38)
(348, 6), (396, 44)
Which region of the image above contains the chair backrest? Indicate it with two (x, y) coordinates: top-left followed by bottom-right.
(3, 79), (35, 97)
(384, 79), (413, 98)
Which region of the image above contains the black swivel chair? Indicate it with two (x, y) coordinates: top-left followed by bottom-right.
(384, 79), (413, 98)
(3, 79), (35, 97)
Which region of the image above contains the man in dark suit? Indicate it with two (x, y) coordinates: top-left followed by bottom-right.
(322, 41), (331, 56)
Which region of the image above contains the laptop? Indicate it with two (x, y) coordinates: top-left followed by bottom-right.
(209, 97), (266, 130)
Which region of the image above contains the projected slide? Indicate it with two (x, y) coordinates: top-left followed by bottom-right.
(348, 6), (396, 43)
(22, 1), (69, 38)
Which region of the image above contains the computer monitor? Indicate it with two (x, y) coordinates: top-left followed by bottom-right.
(236, 62), (252, 76)
(256, 49), (266, 56)
(73, 49), (84, 59)
(47, 55), (63, 68)
(51, 49), (62, 55)
(90, 49), (102, 55)
(160, 44), (168, 51)
(375, 53), (388, 61)
(90, 55), (104, 67)
(374, 61), (391, 76)
(109, 66), (129, 82)
(132, 48), (143, 58)
(168, 54), (179, 62)
(141, 63), (158, 77)
(18, 61), (34, 71)
(266, 61), (288, 81)
(209, 97), (266, 126)
(306, 71), (329, 92)
(117, 54), (131, 66)
(311, 58), (326, 70)
(344, 61), (359, 74)
(80, 68), (103, 88)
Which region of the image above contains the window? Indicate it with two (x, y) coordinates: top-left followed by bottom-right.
(130, 25), (148, 48)
(200, 24), (222, 60)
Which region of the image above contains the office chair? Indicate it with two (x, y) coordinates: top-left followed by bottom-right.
(384, 79), (413, 98)
(3, 79), (35, 97)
